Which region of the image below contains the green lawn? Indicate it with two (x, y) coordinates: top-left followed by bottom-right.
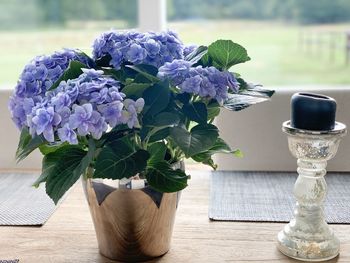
(1, 20), (349, 88)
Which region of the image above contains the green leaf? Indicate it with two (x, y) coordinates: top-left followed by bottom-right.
(33, 151), (59, 188)
(79, 138), (97, 174)
(207, 40), (250, 70)
(103, 66), (136, 84)
(16, 128), (45, 162)
(49, 60), (87, 91)
(39, 142), (68, 155)
(126, 64), (160, 83)
(170, 124), (219, 158)
(149, 127), (170, 143)
(150, 112), (180, 127)
(199, 53), (212, 67)
(207, 101), (220, 120)
(182, 102), (208, 124)
(239, 85), (275, 98)
(191, 138), (242, 169)
(41, 145), (91, 204)
(223, 93), (271, 112)
(192, 138), (239, 157)
(191, 156), (217, 170)
(145, 161), (188, 192)
(224, 81), (274, 112)
(233, 149), (244, 158)
(95, 54), (112, 67)
(35, 139), (95, 190)
(94, 137), (150, 180)
(122, 82), (151, 98)
(147, 142), (167, 164)
(176, 93), (191, 105)
(185, 46), (208, 64)
(143, 80), (170, 116)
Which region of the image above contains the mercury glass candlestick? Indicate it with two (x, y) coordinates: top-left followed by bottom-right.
(278, 93), (347, 261)
(277, 120), (346, 261)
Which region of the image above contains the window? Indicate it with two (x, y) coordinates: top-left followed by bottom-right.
(0, 0), (137, 88)
(167, 0), (350, 86)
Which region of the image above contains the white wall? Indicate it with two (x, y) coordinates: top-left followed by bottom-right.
(215, 86), (350, 172)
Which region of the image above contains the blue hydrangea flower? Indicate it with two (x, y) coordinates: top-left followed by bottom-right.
(180, 75), (202, 94)
(69, 104), (95, 136)
(92, 30), (184, 70)
(30, 107), (61, 142)
(57, 124), (78, 144)
(98, 101), (124, 128)
(144, 39), (161, 57)
(158, 59), (239, 103)
(12, 67), (144, 144)
(157, 59), (192, 86)
(121, 98), (145, 128)
(9, 49), (90, 129)
(126, 43), (147, 64)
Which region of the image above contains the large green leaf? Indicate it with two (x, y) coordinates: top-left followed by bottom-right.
(34, 140), (95, 189)
(16, 128), (45, 162)
(94, 137), (150, 180)
(103, 66), (137, 84)
(207, 101), (220, 120)
(207, 40), (250, 70)
(49, 60), (87, 91)
(143, 80), (170, 116)
(170, 124), (219, 157)
(148, 127), (170, 143)
(145, 112), (180, 128)
(39, 142), (68, 155)
(145, 161), (188, 192)
(182, 102), (208, 124)
(33, 149), (62, 188)
(126, 64), (159, 83)
(147, 142), (167, 164)
(41, 144), (92, 204)
(199, 53), (212, 67)
(176, 93), (191, 105)
(122, 82), (151, 98)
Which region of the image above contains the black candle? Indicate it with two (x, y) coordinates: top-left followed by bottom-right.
(291, 93), (337, 131)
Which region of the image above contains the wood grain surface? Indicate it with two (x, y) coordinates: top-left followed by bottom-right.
(0, 170), (349, 263)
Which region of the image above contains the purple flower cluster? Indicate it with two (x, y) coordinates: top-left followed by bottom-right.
(8, 49), (90, 129)
(92, 31), (184, 70)
(158, 59), (239, 103)
(14, 69), (144, 144)
(9, 30), (241, 146)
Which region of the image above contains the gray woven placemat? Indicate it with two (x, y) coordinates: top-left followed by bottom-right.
(209, 171), (350, 224)
(0, 173), (59, 226)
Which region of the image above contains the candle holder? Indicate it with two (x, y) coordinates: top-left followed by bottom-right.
(277, 120), (347, 261)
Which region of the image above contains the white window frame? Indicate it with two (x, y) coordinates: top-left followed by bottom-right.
(138, 0), (166, 31)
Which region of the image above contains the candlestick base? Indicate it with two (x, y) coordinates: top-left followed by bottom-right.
(277, 220), (339, 261)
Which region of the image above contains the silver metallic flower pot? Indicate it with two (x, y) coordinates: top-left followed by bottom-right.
(82, 169), (182, 262)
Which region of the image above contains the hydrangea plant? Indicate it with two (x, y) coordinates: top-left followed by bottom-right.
(9, 31), (274, 204)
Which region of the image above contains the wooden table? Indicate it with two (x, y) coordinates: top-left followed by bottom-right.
(1, 171), (350, 263)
